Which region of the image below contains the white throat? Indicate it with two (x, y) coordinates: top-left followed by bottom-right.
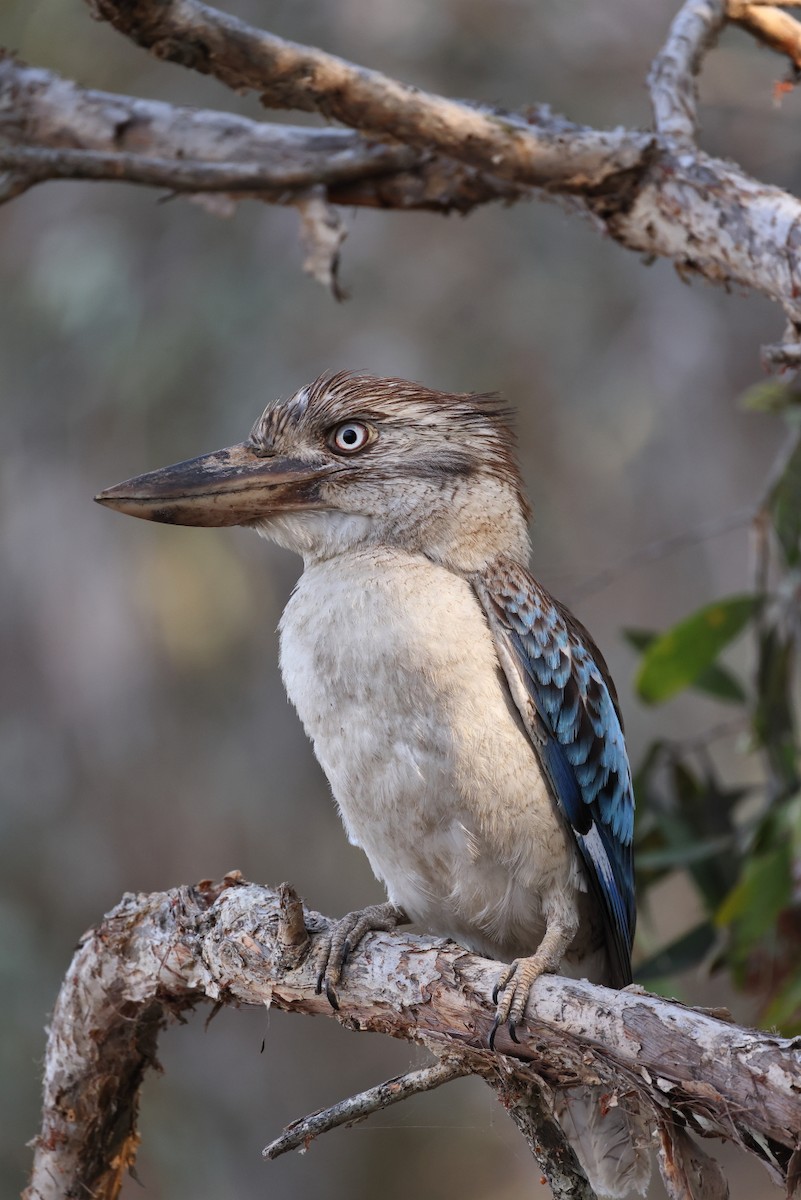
(256, 511), (375, 564)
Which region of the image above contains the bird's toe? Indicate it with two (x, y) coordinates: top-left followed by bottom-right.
(490, 953), (552, 1048)
(313, 902), (407, 1010)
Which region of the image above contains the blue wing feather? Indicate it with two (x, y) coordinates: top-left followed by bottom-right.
(474, 559), (636, 987)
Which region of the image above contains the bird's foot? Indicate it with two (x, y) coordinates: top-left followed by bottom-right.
(312, 901), (408, 1011)
(489, 951), (555, 1050)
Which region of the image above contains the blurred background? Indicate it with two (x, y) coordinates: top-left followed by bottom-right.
(2, 1), (799, 1197)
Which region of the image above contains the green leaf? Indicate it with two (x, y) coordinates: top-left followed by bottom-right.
(625, 629), (746, 704)
(754, 627), (799, 792)
(670, 764), (744, 908)
(635, 922), (717, 982)
(716, 843), (793, 954)
(631, 738), (666, 814)
(634, 597), (759, 705)
(762, 969), (801, 1034)
(771, 435), (801, 567)
(739, 381), (801, 413)
(636, 834), (735, 871)
(694, 663), (748, 704)
(623, 629), (657, 654)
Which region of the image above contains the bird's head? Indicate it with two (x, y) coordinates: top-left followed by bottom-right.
(96, 372), (531, 572)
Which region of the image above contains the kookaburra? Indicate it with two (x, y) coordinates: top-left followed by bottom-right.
(97, 372), (647, 1197)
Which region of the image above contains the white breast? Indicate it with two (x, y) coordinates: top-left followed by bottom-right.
(279, 547), (586, 963)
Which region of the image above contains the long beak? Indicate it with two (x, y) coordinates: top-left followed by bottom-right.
(95, 442), (339, 527)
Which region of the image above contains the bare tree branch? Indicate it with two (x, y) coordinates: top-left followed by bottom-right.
(0, 56), (525, 213)
(69, 0), (801, 343)
(728, 0), (801, 68)
(24, 877), (801, 1200)
(648, 0), (726, 143)
(5, 6), (801, 352)
(0, 143), (412, 196)
(262, 1047), (598, 1200)
(262, 1058), (472, 1161)
(499, 1076), (599, 1200)
(83, 0), (650, 193)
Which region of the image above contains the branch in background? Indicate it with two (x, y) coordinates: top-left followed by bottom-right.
(24, 877), (801, 1200)
(6, 5), (801, 351)
(0, 144), (416, 197)
(569, 508), (752, 602)
(0, 57), (525, 214)
(728, 0), (801, 68)
(83, 0), (650, 193)
(751, 423), (801, 594)
(74, 0), (801, 344)
(570, 421), (801, 603)
(648, 0), (726, 142)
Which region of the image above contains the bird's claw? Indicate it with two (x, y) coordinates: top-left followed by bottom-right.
(488, 953), (552, 1049)
(314, 963), (339, 1007)
(311, 902), (407, 1012)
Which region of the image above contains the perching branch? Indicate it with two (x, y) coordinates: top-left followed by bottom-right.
(25, 876), (801, 1200)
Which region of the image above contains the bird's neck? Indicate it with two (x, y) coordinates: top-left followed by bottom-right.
(409, 490), (531, 575)
(257, 477), (531, 575)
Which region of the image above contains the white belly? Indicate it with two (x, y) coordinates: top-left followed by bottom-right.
(279, 548), (589, 964)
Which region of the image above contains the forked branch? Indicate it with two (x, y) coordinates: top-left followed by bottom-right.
(24, 877), (801, 1200)
(4, 0), (801, 353)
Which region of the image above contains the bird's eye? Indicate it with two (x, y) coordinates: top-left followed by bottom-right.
(329, 421), (371, 454)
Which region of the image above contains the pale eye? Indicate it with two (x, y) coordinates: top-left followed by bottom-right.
(330, 421), (371, 454)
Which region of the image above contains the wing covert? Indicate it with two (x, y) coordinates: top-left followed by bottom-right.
(473, 558), (636, 986)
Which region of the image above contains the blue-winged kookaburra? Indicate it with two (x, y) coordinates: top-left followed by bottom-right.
(97, 373), (648, 1197)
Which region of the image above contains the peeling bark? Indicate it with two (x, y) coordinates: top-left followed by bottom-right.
(24, 877), (801, 1200)
(9, 3), (801, 1194)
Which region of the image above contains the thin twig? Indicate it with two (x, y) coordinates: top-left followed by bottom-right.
(648, 0), (727, 143)
(262, 1058), (471, 1160)
(568, 509), (751, 602)
(0, 144), (410, 200)
(569, 426), (801, 604)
